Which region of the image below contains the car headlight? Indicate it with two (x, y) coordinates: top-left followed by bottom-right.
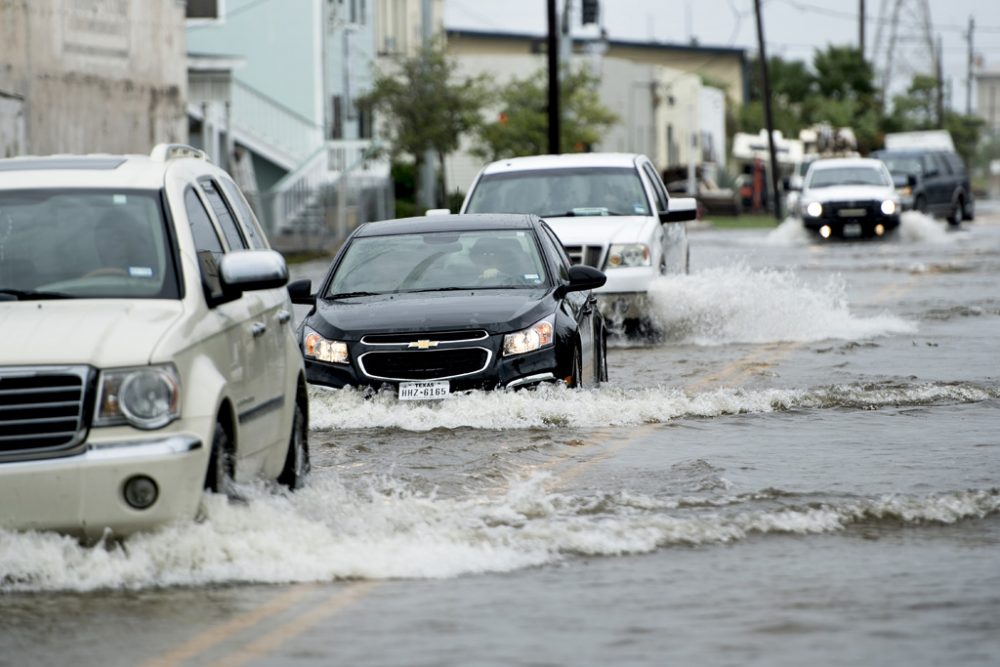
(503, 316), (555, 357)
(805, 201), (823, 217)
(95, 364), (180, 430)
(606, 244), (650, 268)
(302, 326), (349, 364)
(880, 200), (897, 215)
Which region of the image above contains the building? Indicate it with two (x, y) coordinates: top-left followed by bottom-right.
(0, 0), (187, 158)
(185, 0), (392, 244)
(442, 29), (744, 195)
(976, 69), (1000, 137)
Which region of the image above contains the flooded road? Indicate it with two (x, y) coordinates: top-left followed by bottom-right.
(2, 212), (999, 666)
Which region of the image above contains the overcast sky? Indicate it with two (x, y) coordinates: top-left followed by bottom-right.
(444, 0), (1000, 113)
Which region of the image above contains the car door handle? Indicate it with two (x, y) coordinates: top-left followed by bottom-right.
(277, 310), (291, 324)
(251, 322), (267, 338)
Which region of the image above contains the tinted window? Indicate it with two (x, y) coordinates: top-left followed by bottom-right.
(466, 167), (651, 217)
(184, 187), (224, 301)
(200, 179), (247, 250)
(218, 177), (268, 250)
(327, 229), (549, 295)
(0, 189), (178, 299)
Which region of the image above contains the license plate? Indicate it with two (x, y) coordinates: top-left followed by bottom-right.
(843, 223), (862, 237)
(398, 381), (450, 400)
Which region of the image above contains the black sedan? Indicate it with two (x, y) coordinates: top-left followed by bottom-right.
(287, 214), (609, 399)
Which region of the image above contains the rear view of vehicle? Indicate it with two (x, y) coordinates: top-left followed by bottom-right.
(461, 153), (695, 331)
(798, 158), (901, 240)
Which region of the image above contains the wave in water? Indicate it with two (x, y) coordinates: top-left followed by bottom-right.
(304, 381), (997, 432)
(765, 211), (954, 246)
(2, 478), (996, 592)
(645, 263), (915, 345)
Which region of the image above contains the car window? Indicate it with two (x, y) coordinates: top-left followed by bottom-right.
(879, 154), (923, 176)
(922, 154), (939, 175)
(539, 224), (571, 282)
(805, 166), (891, 188)
(933, 153), (953, 175)
(465, 167), (651, 217)
(218, 177), (268, 250)
(641, 162), (669, 213)
(0, 188), (178, 299)
(199, 178), (247, 250)
(326, 229), (549, 295)
(184, 187), (225, 301)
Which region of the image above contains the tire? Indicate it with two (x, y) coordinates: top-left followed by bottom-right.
(947, 197), (964, 226)
(598, 331), (609, 383)
(567, 345), (583, 388)
(915, 195), (928, 215)
(277, 401), (310, 490)
(204, 421), (234, 495)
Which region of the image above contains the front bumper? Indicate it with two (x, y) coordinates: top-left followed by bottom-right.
(802, 212), (900, 238)
(0, 434), (206, 541)
(304, 335), (564, 393)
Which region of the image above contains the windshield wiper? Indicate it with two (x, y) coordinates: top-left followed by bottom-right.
(397, 287), (473, 294)
(0, 289), (75, 301)
(325, 291), (381, 299)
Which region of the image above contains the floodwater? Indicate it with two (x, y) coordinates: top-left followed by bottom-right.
(2, 211), (999, 666)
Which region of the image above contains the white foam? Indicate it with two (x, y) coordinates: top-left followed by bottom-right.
(765, 217), (813, 246)
(896, 211), (954, 243)
(646, 264), (916, 346)
(3, 478), (996, 592)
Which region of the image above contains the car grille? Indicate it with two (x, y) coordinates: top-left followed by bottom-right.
(0, 366), (93, 461)
(361, 330), (489, 345)
(359, 348), (491, 381)
(826, 200), (878, 218)
(563, 245), (604, 267)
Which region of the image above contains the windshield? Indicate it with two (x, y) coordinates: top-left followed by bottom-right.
(0, 189), (178, 299)
(878, 155), (923, 176)
(326, 229), (549, 296)
(465, 167), (651, 217)
(805, 166), (891, 189)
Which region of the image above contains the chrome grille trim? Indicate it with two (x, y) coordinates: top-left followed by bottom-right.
(361, 330), (490, 346)
(0, 365), (93, 462)
(357, 347), (493, 381)
(563, 244), (604, 267)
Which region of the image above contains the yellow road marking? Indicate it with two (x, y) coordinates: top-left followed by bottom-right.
(142, 583), (317, 667)
(211, 582), (376, 667)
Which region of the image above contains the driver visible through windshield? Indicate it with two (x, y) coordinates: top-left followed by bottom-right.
(464, 167), (651, 218)
(326, 230), (549, 297)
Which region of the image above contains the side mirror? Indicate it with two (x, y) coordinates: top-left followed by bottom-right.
(659, 197), (698, 223)
(559, 264), (606, 296)
(287, 278), (314, 304)
(907, 174), (918, 187)
(219, 250), (288, 298)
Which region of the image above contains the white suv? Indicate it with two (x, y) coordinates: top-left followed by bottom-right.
(461, 153), (696, 331)
(0, 144), (309, 541)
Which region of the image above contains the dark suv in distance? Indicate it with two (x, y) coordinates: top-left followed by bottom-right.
(871, 149), (975, 225)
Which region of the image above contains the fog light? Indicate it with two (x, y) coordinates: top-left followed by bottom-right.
(874, 223), (885, 236)
(123, 475), (159, 510)
(819, 225), (832, 239)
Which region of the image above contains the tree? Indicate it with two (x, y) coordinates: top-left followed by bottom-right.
(358, 43), (490, 205)
(472, 67), (618, 161)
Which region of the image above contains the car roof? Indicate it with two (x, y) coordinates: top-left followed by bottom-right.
(0, 152), (205, 190)
(354, 214), (538, 237)
(808, 157), (886, 170)
(479, 153), (641, 174)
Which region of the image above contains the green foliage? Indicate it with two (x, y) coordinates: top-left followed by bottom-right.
(357, 42), (491, 203)
(472, 67), (618, 160)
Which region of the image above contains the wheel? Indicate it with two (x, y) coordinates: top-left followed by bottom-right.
(566, 345), (582, 388)
(204, 421), (234, 495)
(277, 401), (310, 490)
(947, 197), (964, 226)
(598, 331), (609, 383)
(914, 195), (927, 214)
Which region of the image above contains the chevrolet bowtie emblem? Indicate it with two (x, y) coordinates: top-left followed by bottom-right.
(408, 340), (439, 350)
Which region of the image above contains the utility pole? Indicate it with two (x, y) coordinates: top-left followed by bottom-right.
(753, 0), (782, 221)
(546, 0), (560, 154)
(418, 0), (436, 209)
(936, 35), (944, 127)
(966, 16), (975, 116)
(859, 0), (865, 58)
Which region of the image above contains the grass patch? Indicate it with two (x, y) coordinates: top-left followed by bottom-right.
(703, 214), (783, 229)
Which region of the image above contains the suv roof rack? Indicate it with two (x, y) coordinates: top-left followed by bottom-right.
(150, 143), (210, 163)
